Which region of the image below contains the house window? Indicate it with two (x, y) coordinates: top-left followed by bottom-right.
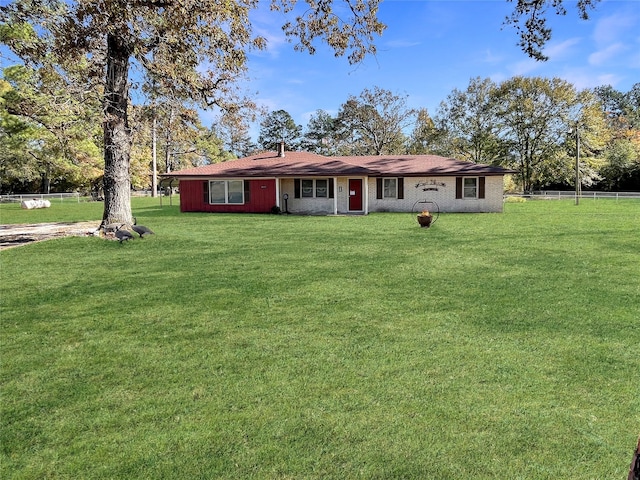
(463, 178), (477, 198)
(376, 178), (404, 199)
(302, 179), (314, 197)
(294, 179), (334, 198)
(383, 178), (397, 198)
(456, 176), (485, 199)
(316, 179), (328, 198)
(209, 180), (244, 204)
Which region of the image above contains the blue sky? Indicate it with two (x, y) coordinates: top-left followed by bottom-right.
(228, 0), (640, 138)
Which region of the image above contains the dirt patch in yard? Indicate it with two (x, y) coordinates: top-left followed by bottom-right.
(0, 221), (101, 250)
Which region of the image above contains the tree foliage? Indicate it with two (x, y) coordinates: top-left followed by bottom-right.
(593, 83), (640, 190)
(406, 108), (435, 155)
(496, 76), (592, 192)
(273, 0), (385, 64)
(213, 110), (258, 158)
(0, 63), (103, 194)
(257, 110), (303, 152)
(129, 102), (230, 192)
(433, 76), (620, 192)
(599, 135), (640, 190)
(594, 83), (640, 131)
(2, 0), (636, 197)
(302, 109), (341, 156)
(434, 77), (506, 164)
(335, 86), (416, 155)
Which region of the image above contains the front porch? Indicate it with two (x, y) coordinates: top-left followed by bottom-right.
(276, 177), (369, 215)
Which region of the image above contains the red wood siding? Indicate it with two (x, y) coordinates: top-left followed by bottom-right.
(179, 179), (276, 213)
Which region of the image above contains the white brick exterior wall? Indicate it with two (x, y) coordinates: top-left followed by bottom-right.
(368, 176), (505, 213)
(279, 175), (505, 215)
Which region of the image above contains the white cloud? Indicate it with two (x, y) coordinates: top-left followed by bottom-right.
(385, 39), (421, 48)
(588, 43), (626, 66)
(593, 12), (637, 45)
(560, 70), (622, 90)
(509, 58), (540, 76)
(543, 38), (581, 60)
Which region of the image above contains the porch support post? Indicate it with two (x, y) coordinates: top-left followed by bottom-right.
(364, 177), (369, 215)
(275, 178), (281, 208)
(333, 177), (338, 215)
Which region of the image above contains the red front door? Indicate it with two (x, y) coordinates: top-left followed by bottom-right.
(250, 179), (276, 212)
(348, 179), (363, 211)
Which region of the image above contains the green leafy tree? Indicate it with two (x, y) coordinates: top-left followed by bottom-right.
(434, 77), (507, 164)
(592, 83), (639, 190)
(599, 135), (640, 190)
(302, 109), (341, 155)
(406, 108), (444, 155)
(336, 86), (416, 155)
(213, 110), (258, 158)
(625, 83), (640, 129)
(1, 78), (38, 193)
(130, 102), (232, 191)
(495, 76), (600, 192)
(257, 110), (302, 152)
(594, 84), (640, 131)
(0, 64), (102, 194)
(0, 0), (385, 227)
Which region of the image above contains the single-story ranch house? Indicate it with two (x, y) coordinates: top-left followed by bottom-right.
(163, 144), (516, 215)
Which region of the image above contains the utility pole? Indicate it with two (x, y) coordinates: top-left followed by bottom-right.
(150, 80), (158, 198)
(575, 124), (581, 206)
(151, 112), (158, 197)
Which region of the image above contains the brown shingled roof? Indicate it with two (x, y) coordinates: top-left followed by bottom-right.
(339, 155), (513, 176)
(165, 151), (515, 178)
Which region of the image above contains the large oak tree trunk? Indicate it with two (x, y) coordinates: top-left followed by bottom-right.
(102, 33), (133, 227)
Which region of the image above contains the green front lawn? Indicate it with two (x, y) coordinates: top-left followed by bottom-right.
(1, 198), (639, 479)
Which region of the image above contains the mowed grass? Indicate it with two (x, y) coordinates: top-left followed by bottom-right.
(1, 198), (639, 479)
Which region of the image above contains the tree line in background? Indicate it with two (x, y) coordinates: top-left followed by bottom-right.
(2, 68), (638, 194)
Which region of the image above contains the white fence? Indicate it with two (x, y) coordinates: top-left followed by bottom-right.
(1, 191), (170, 203)
(0, 192), (81, 203)
(505, 191), (640, 201)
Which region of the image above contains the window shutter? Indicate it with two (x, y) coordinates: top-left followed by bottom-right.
(479, 177), (485, 199)
(376, 178), (383, 199)
(203, 181), (209, 204)
(294, 179), (301, 198)
(398, 178), (404, 199)
(329, 179), (334, 199)
(456, 177), (463, 199)
(244, 180), (250, 203)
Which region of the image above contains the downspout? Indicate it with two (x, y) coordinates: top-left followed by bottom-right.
(333, 177), (338, 215)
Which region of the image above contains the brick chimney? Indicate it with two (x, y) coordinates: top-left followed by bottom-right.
(277, 141), (285, 157)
